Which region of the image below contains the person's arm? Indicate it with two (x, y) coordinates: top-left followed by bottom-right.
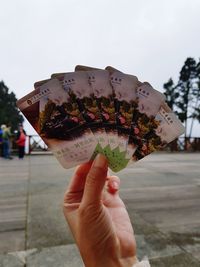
(63, 154), (150, 267)
(7, 128), (12, 138)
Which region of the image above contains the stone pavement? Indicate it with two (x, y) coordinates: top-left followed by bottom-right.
(0, 153), (200, 266)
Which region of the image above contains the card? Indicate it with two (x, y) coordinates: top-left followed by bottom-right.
(17, 66), (185, 173)
(126, 82), (166, 160)
(105, 67), (144, 170)
(17, 79), (97, 168)
(52, 71), (113, 159)
(106, 67), (140, 152)
(75, 66), (122, 171)
(34, 79), (50, 88)
(75, 66), (118, 150)
(132, 103), (185, 160)
(73, 66), (109, 156)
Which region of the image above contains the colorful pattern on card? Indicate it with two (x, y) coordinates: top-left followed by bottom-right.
(17, 66), (185, 173)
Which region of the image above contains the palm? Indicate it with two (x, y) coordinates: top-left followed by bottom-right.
(64, 183), (136, 258)
(64, 160), (137, 266)
(101, 188), (136, 258)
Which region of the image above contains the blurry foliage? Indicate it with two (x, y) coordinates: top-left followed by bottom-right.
(0, 81), (23, 131)
(164, 57), (200, 137)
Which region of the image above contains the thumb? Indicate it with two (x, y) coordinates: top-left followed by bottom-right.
(82, 154), (108, 206)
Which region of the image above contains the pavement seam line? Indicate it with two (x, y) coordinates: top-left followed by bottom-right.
(24, 156), (31, 264)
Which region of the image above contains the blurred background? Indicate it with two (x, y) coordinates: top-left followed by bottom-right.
(0, 1), (200, 266)
(0, 0), (200, 153)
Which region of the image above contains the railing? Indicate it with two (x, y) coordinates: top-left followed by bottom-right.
(12, 135), (200, 154)
(10, 135), (49, 155)
(27, 135), (49, 154)
(167, 137), (200, 151)
(26, 136), (200, 153)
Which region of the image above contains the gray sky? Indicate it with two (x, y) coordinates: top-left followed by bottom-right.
(0, 0), (200, 135)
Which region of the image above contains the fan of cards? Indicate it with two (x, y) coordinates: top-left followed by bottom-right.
(17, 65), (185, 172)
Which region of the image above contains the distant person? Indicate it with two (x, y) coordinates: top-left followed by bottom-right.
(16, 125), (26, 159)
(2, 124), (12, 159)
(0, 125), (3, 157)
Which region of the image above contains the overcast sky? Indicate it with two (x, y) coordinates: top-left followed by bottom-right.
(0, 0), (200, 135)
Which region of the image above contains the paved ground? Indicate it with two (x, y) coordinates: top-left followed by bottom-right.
(0, 153), (200, 266)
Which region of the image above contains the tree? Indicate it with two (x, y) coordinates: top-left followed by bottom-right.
(191, 60), (200, 135)
(164, 57), (200, 139)
(0, 81), (23, 131)
(163, 78), (179, 111)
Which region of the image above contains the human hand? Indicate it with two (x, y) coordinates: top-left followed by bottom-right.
(63, 154), (137, 267)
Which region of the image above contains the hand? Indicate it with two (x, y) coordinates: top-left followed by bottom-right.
(63, 154), (137, 267)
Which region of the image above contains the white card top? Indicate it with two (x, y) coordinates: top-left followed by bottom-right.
(39, 79), (69, 112)
(87, 70), (113, 98)
(155, 105), (185, 143)
(63, 71), (93, 98)
(110, 71), (138, 102)
(136, 82), (166, 117)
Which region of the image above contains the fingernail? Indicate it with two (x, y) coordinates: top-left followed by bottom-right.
(111, 181), (119, 190)
(92, 154), (107, 168)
